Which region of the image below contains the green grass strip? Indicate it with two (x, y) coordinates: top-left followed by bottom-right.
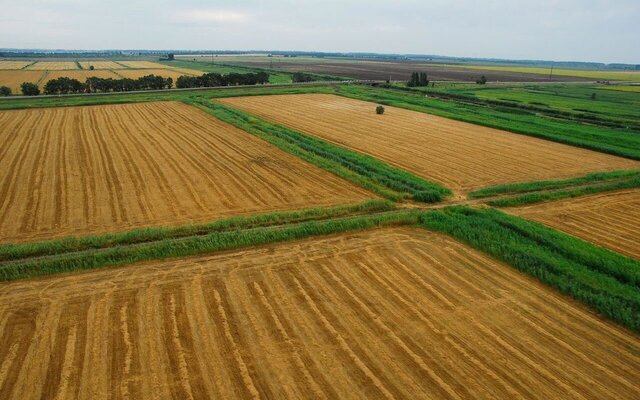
(0, 211), (418, 282)
(469, 170), (640, 198)
(420, 206), (640, 331)
(0, 200), (393, 262)
(194, 99), (451, 202)
(488, 175), (640, 207)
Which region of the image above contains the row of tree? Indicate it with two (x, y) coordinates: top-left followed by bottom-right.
(407, 72), (429, 87)
(175, 71), (269, 88)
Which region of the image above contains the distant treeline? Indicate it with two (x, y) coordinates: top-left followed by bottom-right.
(18, 71), (272, 96)
(176, 71), (269, 88)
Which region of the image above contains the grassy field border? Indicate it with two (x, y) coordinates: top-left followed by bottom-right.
(0, 200), (393, 262)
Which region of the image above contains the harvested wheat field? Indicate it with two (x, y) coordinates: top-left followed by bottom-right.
(0, 70), (45, 94)
(115, 60), (172, 69)
(0, 227), (638, 400)
(0, 101), (373, 243)
(115, 68), (201, 84)
(25, 61), (78, 70)
(77, 61), (126, 70)
(42, 70), (121, 84)
(0, 61), (32, 70)
(510, 189), (640, 260)
(220, 94), (640, 195)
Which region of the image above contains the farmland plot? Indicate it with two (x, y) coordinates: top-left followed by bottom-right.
(25, 61), (78, 70)
(115, 60), (173, 69)
(0, 101), (372, 243)
(77, 61), (126, 70)
(509, 188), (640, 259)
(0, 227), (637, 399)
(43, 70), (121, 84)
(0, 71), (45, 94)
(115, 68), (202, 85)
(220, 94), (640, 195)
(0, 61), (32, 70)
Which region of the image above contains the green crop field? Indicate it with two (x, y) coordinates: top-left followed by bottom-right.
(448, 64), (640, 82)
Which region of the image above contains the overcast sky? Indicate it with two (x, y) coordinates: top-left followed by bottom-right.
(1, 0), (638, 64)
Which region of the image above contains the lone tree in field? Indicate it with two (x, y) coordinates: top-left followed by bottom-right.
(89, 65), (95, 70)
(20, 82), (40, 96)
(0, 86), (11, 96)
(476, 75), (488, 84)
(407, 72), (429, 87)
(376, 105), (385, 115)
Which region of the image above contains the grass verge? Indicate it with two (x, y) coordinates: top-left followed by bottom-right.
(193, 98), (451, 202)
(487, 174), (640, 207)
(0, 211), (418, 282)
(469, 170), (640, 198)
(420, 206), (640, 331)
(0, 200), (393, 262)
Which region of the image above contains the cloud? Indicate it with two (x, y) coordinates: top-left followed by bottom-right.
(175, 10), (249, 23)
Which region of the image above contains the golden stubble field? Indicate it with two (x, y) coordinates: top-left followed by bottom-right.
(509, 188), (640, 260)
(0, 228), (637, 399)
(219, 94), (640, 195)
(0, 101), (373, 243)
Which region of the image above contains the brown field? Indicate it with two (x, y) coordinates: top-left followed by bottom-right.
(0, 101), (372, 243)
(115, 60), (172, 69)
(210, 55), (592, 82)
(25, 61), (78, 70)
(509, 189), (640, 260)
(77, 61), (126, 70)
(0, 71), (45, 94)
(0, 61), (32, 70)
(220, 94), (640, 195)
(0, 227), (638, 399)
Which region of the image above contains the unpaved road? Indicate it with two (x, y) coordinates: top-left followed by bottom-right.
(0, 101), (373, 243)
(220, 94), (639, 196)
(0, 227), (637, 399)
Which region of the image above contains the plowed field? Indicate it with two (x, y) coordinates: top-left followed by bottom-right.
(220, 94), (640, 194)
(510, 189), (640, 259)
(0, 101), (372, 243)
(0, 228), (637, 399)
(0, 71), (45, 94)
(25, 61), (78, 70)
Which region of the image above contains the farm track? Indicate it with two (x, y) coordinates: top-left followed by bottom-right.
(510, 188), (640, 260)
(0, 101), (373, 243)
(0, 227), (637, 399)
(220, 94), (640, 195)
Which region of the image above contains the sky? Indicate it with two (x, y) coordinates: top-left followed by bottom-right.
(1, 0), (638, 64)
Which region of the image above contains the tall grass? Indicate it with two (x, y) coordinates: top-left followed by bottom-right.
(469, 170), (640, 198)
(0, 211), (418, 282)
(488, 175), (640, 207)
(0, 200), (393, 262)
(192, 99), (451, 202)
(420, 206), (640, 331)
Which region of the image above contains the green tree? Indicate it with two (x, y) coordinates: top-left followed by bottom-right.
(20, 82), (40, 96)
(0, 86), (11, 96)
(376, 105), (385, 115)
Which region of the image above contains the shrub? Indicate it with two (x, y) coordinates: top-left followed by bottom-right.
(20, 82), (40, 96)
(89, 65), (95, 70)
(0, 86), (11, 96)
(376, 105), (385, 114)
(476, 75), (488, 84)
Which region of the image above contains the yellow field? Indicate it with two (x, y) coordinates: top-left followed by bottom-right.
(0, 61), (32, 70)
(509, 189), (640, 260)
(25, 61), (78, 70)
(77, 61), (126, 70)
(42, 70), (121, 85)
(115, 69), (201, 85)
(0, 227), (637, 399)
(0, 101), (372, 243)
(599, 85), (640, 93)
(0, 70), (45, 94)
(115, 60), (172, 69)
(220, 94), (640, 195)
